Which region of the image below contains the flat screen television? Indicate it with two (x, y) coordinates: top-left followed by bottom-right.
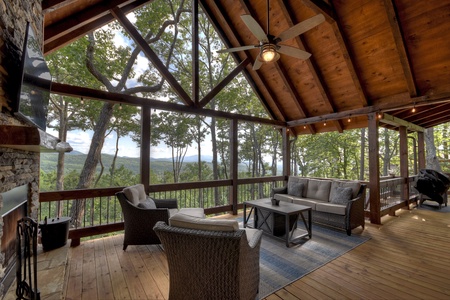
(13, 22), (52, 131)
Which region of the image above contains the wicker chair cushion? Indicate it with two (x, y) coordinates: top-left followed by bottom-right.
(169, 213), (239, 232)
(123, 184), (147, 206)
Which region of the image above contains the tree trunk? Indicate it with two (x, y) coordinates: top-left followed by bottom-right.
(425, 127), (442, 171)
(360, 128), (365, 180)
(69, 102), (114, 227)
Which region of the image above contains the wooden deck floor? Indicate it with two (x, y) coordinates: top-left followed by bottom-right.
(62, 207), (450, 299)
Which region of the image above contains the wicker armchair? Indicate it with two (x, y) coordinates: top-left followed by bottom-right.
(154, 221), (263, 300)
(116, 189), (177, 250)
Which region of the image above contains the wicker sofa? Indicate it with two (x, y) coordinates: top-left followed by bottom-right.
(154, 213), (262, 300)
(271, 176), (366, 235)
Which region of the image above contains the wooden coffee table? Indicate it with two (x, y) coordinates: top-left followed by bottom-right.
(243, 198), (312, 247)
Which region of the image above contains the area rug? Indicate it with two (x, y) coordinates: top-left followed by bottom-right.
(240, 220), (370, 299)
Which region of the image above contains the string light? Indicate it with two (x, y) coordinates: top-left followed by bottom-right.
(80, 97), (84, 105)
(119, 103), (122, 110)
(323, 122), (327, 126)
(347, 117), (351, 123)
(412, 106), (416, 113)
(303, 125), (306, 129)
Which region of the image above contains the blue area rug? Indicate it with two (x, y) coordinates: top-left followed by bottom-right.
(239, 219), (370, 299)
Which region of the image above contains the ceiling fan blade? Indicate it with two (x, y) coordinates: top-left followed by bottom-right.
(252, 59), (263, 70)
(241, 15), (269, 43)
(277, 45), (311, 60)
(275, 14), (325, 42)
(217, 45), (259, 53)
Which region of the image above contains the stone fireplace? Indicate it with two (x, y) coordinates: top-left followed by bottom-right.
(0, 0), (46, 296)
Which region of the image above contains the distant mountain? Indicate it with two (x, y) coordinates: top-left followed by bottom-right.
(40, 153), (233, 175)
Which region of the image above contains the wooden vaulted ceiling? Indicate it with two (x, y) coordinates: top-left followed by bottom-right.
(42, 0), (450, 135)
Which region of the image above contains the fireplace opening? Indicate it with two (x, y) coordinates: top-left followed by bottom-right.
(0, 184), (28, 296)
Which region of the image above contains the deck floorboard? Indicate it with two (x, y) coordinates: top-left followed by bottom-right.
(59, 207), (450, 299)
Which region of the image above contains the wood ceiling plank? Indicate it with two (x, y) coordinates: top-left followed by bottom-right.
(279, 0), (343, 132)
(329, 1), (368, 107)
(383, 0), (417, 97)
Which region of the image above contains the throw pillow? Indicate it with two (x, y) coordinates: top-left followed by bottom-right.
(137, 198), (157, 209)
(288, 182), (304, 197)
(331, 187), (353, 205)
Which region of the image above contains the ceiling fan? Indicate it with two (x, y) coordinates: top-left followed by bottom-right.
(217, 0), (325, 70)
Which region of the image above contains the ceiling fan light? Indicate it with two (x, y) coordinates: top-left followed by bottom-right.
(259, 44), (279, 63)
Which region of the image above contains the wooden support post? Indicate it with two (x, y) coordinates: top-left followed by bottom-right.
(230, 119), (238, 215)
(417, 131), (425, 170)
(283, 128), (291, 179)
(141, 106), (151, 190)
(399, 126), (409, 211)
(368, 113), (381, 224)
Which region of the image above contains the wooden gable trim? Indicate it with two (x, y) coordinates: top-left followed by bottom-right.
(110, 6), (194, 107)
(199, 59), (251, 108)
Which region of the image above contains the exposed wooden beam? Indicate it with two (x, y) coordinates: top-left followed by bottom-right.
(383, 0), (417, 96)
(44, 0), (149, 54)
(42, 0), (76, 12)
(199, 58), (250, 108)
(380, 113), (425, 132)
(287, 92), (450, 127)
(110, 6), (194, 107)
(50, 81), (286, 127)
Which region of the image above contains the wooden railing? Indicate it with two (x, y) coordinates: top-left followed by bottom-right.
(364, 175), (420, 218)
(39, 177), (286, 246)
(39, 175), (423, 246)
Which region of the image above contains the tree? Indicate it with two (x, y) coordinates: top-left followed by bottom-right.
(46, 1), (191, 226)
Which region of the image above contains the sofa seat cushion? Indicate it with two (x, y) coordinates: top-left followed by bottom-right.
(123, 183), (147, 206)
(169, 212), (238, 232)
(292, 198), (327, 210)
(315, 202), (346, 215)
(306, 179), (332, 201)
